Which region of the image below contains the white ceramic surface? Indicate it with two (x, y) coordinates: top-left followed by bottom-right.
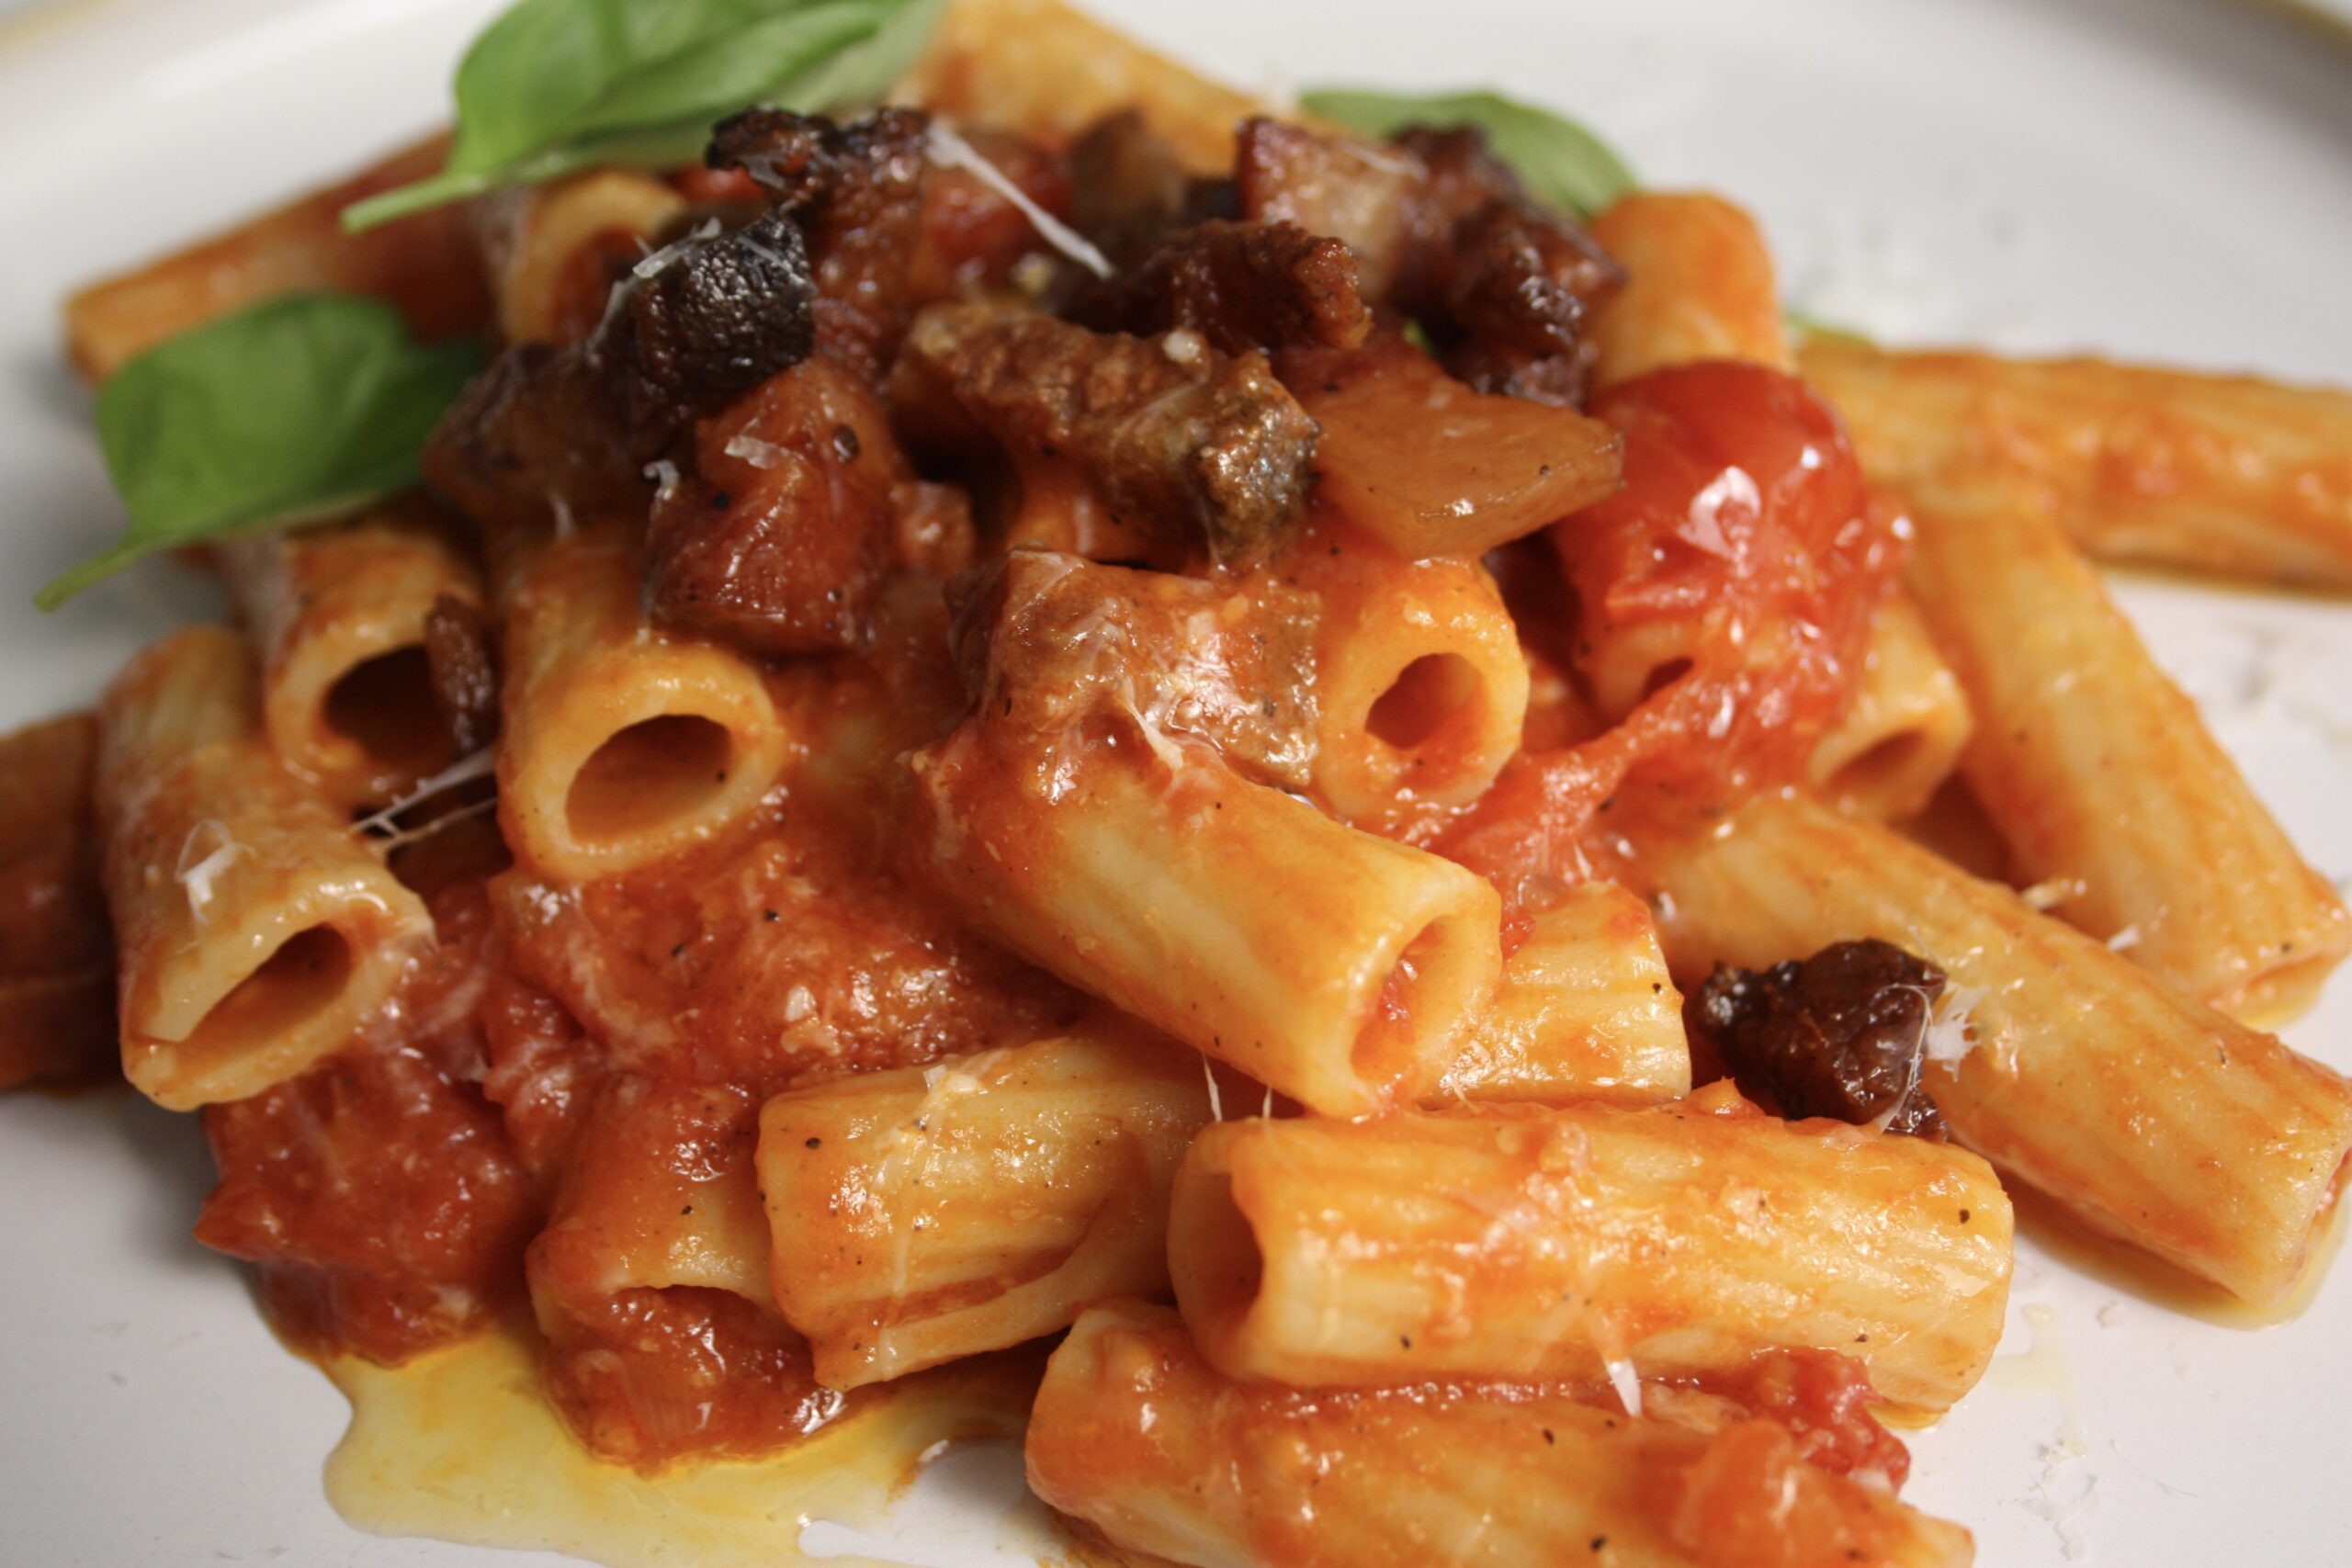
(0, 1), (2348, 1564)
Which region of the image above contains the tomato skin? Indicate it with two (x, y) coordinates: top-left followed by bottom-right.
(1446, 361), (1896, 901)
(1566, 360), (1874, 627)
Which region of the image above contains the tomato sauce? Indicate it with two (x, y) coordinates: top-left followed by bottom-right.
(1443, 361), (1898, 904)
(195, 823), (536, 1364)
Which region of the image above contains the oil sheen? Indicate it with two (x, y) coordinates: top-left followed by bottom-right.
(321, 1322), (1050, 1568)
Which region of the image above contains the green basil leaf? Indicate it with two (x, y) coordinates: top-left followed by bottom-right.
(1784, 309), (1871, 345)
(38, 294), (480, 610)
(1298, 85), (1636, 219)
(344, 0), (945, 232)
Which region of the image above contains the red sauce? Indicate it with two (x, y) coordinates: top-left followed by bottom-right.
(1442, 361), (1897, 903)
(1670, 1418), (1924, 1568)
(196, 821), (537, 1364)
(535, 1286), (850, 1472)
(1702, 1348), (1911, 1486)
(526, 1077), (847, 1470)
(493, 800), (1081, 1099)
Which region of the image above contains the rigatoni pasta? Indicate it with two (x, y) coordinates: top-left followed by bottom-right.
(0, 714), (114, 1091)
(95, 626), (432, 1110)
(63, 134), (489, 381)
(911, 714), (1502, 1117)
(1904, 475), (2350, 1022)
(1586, 189), (1792, 388)
(1028, 1302), (1976, 1568)
(495, 522), (789, 880)
(22, 0), (2352, 1559)
(1301, 540), (1530, 826)
(1167, 1100), (2010, 1409)
(1800, 335), (2352, 592)
(1432, 879), (1689, 1106)
(215, 497), (485, 810)
(477, 170), (686, 346)
(1643, 793), (2352, 1305)
(1804, 592), (1973, 821)
(754, 1027), (1210, 1388)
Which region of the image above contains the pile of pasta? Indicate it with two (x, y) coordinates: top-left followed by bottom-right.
(7, 3), (2352, 1565)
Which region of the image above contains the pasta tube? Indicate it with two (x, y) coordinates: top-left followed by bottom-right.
(64, 135), (489, 381)
(1299, 543), (1529, 826)
(216, 499), (485, 810)
(477, 169), (684, 345)
(1643, 793), (2352, 1304)
(496, 523), (788, 881)
(1905, 477), (2349, 1022)
(1800, 336), (2352, 591)
(1432, 880), (1690, 1106)
(1804, 593), (1973, 820)
(528, 1076), (836, 1467)
(1587, 190), (1792, 390)
(1027, 1302), (1975, 1568)
(96, 626), (432, 1110)
(911, 722), (1500, 1118)
(901, 0), (1272, 173)
(755, 1028), (1211, 1388)
(1167, 1101), (2010, 1410)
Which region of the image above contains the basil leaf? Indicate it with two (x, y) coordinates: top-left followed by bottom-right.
(344, 0), (945, 231)
(1298, 85), (1636, 219)
(38, 295), (480, 610)
(1784, 309), (1871, 345)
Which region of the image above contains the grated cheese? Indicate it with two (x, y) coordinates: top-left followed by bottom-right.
(1919, 983), (1989, 1067)
(2019, 876), (2086, 913)
(924, 121), (1113, 280)
(175, 819), (249, 925)
(354, 749), (497, 838)
(723, 432), (790, 470)
(1604, 1356), (1643, 1418)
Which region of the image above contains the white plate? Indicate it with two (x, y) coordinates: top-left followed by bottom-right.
(1, 1), (2348, 1563)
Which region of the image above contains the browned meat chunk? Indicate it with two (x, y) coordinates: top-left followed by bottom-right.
(1686, 939), (1950, 1138)
(1068, 110), (1199, 257)
(710, 107), (1077, 386)
(424, 208), (818, 537)
(422, 341), (641, 539)
(1235, 118), (1419, 294)
(709, 107), (931, 384)
(1236, 118), (1622, 406)
(1064, 111), (1236, 259)
(917, 129), (1077, 289)
(422, 592), (499, 755)
(945, 549), (1318, 791)
(644, 356), (910, 656)
(1382, 127), (1623, 403)
(1065, 219), (1371, 355)
(891, 302), (1319, 571)
(195, 1025), (537, 1363)
(608, 206), (819, 450)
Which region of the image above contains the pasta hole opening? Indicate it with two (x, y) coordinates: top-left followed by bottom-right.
(1176, 1169), (1265, 1335)
(1367, 654), (1483, 752)
(1825, 731), (1928, 811)
(324, 646), (454, 781)
(567, 716), (736, 848)
(1638, 657), (1694, 704)
(1351, 919), (1461, 1089)
(185, 926), (353, 1064)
